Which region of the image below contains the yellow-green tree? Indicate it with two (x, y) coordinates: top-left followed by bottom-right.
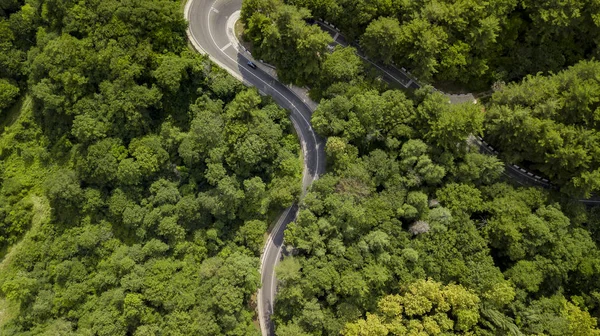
(343, 279), (481, 336)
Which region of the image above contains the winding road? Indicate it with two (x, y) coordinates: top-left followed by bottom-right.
(185, 0), (325, 334)
(185, 1), (600, 335)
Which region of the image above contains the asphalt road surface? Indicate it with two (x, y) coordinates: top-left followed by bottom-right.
(184, 1), (600, 335)
(185, 0), (326, 334)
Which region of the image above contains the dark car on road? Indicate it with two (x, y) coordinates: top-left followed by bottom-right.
(247, 61), (257, 69)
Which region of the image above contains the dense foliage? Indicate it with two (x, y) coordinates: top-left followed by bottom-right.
(241, 0), (333, 86)
(485, 60), (600, 198)
(2, 0), (600, 335)
(0, 0), (301, 334)
(272, 84), (600, 335)
(0, 0), (31, 112)
(238, 6), (600, 333)
(246, 0), (600, 88)
(240, 0), (600, 330)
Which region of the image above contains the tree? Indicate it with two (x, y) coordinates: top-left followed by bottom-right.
(343, 313), (388, 336)
(0, 78), (19, 110)
(29, 34), (94, 114)
(399, 139), (446, 187)
(436, 183), (483, 215)
(178, 96), (224, 167)
(564, 301), (600, 336)
(485, 60), (600, 197)
(425, 102), (484, 154)
(288, 0), (600, 87)
(319, 46), (362, 91)
(129, 135), (169, 177)
(455, 152), (504, 185)
(408, 220), (430, 235)
(276, 322), (312, 336)
(343, 279), (481, 335)
(516, 295), (600, 335)
(242, 0), (332, 85)
(360, 17), (401, 65)
(79, 137), (128, 184)
(276, 257), (302, 285)
(235, 220), (267, 255)
(152, 55), (193, 92)
(0, 0), (304, 335)
(44, 169), (83, 213)
(312, 89), (418, 150)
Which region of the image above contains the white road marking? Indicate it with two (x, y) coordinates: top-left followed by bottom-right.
(270, 242), (284, 310)
(220, 42), (232, 51)
(206, 6), (320, 178)
(333, 32), (339, 41)
(211, 7), (219, 13)
(226, 12), (242, 52)
(203, 4), (325, 335)
(260, 207), (291, 268)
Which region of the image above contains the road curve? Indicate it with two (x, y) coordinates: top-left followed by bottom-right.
(185, 1), (600, 335)
(185, 0), (326, 335)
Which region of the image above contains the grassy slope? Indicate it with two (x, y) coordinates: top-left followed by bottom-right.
(0, 96), (52, 328)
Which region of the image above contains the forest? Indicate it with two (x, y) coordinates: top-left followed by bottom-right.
(245, 0), (600, 89)
(0, 0), (300, 334)
(240, 0), (600, 335)
(1, 0), (600, 335)
(484, 61), (600, 198)
(273, 86), (600, 336)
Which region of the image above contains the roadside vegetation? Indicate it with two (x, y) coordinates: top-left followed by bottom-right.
(243, 0), (600, 91)
(241, 0), (600, 334)
(485, 61), (600, 198)
(273, 85), (600, 336)
(287, 0), (600, 90)
(0, 0), (301, 334)
(1, 0), (600, 335)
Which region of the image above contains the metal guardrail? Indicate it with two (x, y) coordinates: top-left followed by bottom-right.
(317, 18), (600, 204)
(474, 136), (553, 188)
